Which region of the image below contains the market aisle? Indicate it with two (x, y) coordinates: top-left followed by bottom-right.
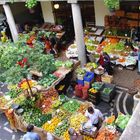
(114, 87), (134, 116)
(113, 68), (140, 88)
(0, 113), (23, 140)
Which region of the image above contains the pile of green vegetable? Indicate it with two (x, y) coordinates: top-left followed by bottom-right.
(54, 60), (73, 68)
(103, 88), (112, 95)
(76, 68), (86, 76)
(115, 114), (131, 130)
(54, 119), (69, 137)
(62, 100), (80, 113)
(6, 88), (22, 99)
(38, 74), (58, 88)
(22, 107), (52, 127)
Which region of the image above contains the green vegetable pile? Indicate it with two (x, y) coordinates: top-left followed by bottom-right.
(55, 60), (63, 67)
(52, 100), (62, 109)
(76, 68), (86, 76)
(6, 88), (22, 99)
(22, 108), (52, 127)
(115, 114), (131, 130)
(54, 119), (69, 137)
(115, 42), (125, 51)
(54, 60), (73, 68)
(38, 74), (58, 88)
(103, 88), (112, 95)
(62, 100), (80, 113)
(25, 0), (38, 9)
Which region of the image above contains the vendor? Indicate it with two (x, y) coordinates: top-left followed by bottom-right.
(49, 37), (58, 57)
(85, 107), (104, 129)
(99, 52), (113, 75)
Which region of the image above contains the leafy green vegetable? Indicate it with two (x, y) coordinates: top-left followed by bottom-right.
(62, 100), (80, 113)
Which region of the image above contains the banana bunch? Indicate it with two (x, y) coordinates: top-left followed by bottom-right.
(89, 88), (97, 94)
(70, 113), (87, 132)
(63, 130), (70, 140)
(42, 117), (60, 133)
(84, 136), (94, 140)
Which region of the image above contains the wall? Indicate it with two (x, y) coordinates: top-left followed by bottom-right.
(94, 0), (110, 26)
(40, 1), (55, 24)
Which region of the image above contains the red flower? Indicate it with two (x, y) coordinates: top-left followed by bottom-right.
(23, 58), (27, 63)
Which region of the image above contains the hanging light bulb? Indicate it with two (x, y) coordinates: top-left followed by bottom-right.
(54, 4), (59, 9)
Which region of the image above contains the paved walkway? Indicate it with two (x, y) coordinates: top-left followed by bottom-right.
(113, 67), (140, 89)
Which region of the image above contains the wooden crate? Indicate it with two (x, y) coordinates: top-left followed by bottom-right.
(115, 10), (125, 17)
(101, 75), (113, 83)
(126, 12), (139, 19)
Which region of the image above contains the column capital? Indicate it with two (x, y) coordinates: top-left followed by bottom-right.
(67, 0), (78, 4)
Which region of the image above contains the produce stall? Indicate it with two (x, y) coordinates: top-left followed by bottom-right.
(0, 87), (94, 140)
(84, 28), (139, 69)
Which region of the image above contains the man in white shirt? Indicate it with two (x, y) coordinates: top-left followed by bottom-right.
(85, 106), (104, 128)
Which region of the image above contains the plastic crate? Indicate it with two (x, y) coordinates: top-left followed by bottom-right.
(77, 79), (84, 86)
(101, 74), (113, 83)
(92, 82), (104, 91)
(100, 83), (115, 102)
(84, 72), (94, 82)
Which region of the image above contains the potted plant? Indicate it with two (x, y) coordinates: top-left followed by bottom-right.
(104, 0), (120, 12)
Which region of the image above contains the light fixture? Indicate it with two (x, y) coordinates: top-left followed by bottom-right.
(54, 4), (59, 9)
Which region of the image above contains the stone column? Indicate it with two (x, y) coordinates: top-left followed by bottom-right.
(3, 4), (18, 42)
(69, 1), (87, 66)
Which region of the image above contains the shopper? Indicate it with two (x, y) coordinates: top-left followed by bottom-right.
(85, 106), (103, 129)
(68, 128), (83, 140)
(23, 124), (41, 140)
(103, 52), (113, 75)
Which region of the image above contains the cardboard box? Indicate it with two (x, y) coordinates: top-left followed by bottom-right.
(101, 74), (113, 83)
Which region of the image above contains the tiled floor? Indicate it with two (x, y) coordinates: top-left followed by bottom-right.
(113, 67), (140, 89)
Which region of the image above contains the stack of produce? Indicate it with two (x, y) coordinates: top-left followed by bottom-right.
(44, 88), (58, 100)
(38, 74), (58, 88)
(70, 113), (87, 132)
(100, 83), (115, 102)
(22, 108), (52, 127)
(115, 113), (131, 130)
(88, 88), (100, 105)
(54, 60), (73, 68)
(106, 115), (116, 125)
(37, 97), (53, 114)
(0, 96), (9, 109)
(18, 79), (37, 90)
(14, 94), (26, 105)
(76, 68), (86, 80)
(42, 117), (61, 133)
(63, 130), (70, 140)
(54, 119), (69, 137)
(56, 109), (70, 120)
(52, 100), (62, 109)
(96, 128), (116, 140)
(84, 136), (94, 140)
(62, 100), (80, 113)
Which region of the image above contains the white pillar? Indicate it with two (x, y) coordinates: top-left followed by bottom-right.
(71, 3), (87, 66)
(3, 4), (18, 42)
(40, 1), (55, 24)
(94, 0), (110, 26)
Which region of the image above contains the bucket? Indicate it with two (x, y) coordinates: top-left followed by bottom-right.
(133, 93), (140, 111)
